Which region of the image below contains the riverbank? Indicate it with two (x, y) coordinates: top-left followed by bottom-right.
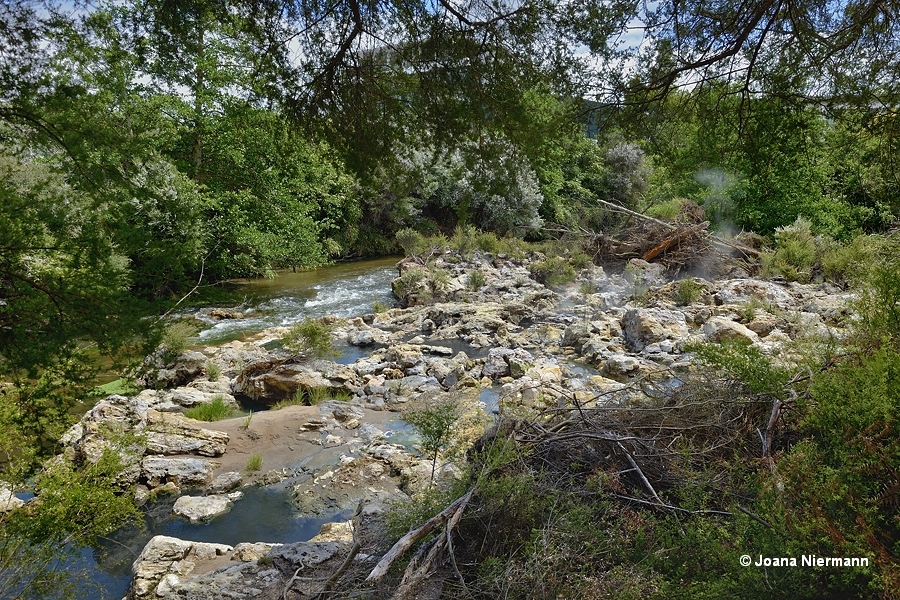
(46, 245), (861, 598)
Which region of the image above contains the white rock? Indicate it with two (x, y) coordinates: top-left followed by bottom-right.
(703, 317), (760, 344)
(0, 483), (24, 512)
(173, 494), (234, 523)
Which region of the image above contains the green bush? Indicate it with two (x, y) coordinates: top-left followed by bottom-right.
(451, 224), (479, 256)
(690, 340), (792, 397)
(674, 278), (703, 305)
(426, 268), (452, 294)
(761, 217), (818, 282)
(0, 448), (141, 599)
(772, 347), (900, 597)
(853, 253), (900, 346)
(530, 256), (576, 286)
(403, 399), (460, 484)
(282, 317), (337, 358)
(467, 270), (486, 291)
(475, 230), (501, 253)
(645, 198), (684, 221)
(395, 227), (429, 258)
(570, 250), (593, 270)
(206, 361), (221, 381)
(496, 235), (530, 259)
(184, 395), (233, 421)
(394, 268), (425, 297)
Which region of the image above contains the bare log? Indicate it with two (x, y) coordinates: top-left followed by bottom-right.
(365, 488), (475, 583)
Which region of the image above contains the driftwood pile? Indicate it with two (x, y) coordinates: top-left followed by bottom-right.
(585, 198), (760, 269)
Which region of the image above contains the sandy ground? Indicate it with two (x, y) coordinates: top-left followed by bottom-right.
(203, 404), (400, 481)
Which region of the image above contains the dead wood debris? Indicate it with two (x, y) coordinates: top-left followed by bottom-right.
(583, 198), (760, 269)
(312, 368), (808, 598)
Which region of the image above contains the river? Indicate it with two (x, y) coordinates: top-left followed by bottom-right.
(72, 257), (401, 599)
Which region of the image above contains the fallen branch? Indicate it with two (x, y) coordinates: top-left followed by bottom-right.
(365, 488), (476, 583)
(618, 442), (664, 505)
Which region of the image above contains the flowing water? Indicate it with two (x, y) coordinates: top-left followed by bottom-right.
(192, 257), (399, 343)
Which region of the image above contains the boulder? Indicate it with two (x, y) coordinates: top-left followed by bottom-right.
(145, 411), (229, 457)
(136, 350), (209, 389)
(625, 258), (668, 288)
(165, 387), (237, 408)
(208, 471), (243, 494)
(482, 348), (534, 379)
(141, 457), (216, 488)
(703, 317), (760, 344)
(622, 308), (690, 351)
(232, 358), (357, 403)
(349, 329), (375, 346)
(309, 520), (354, 543)
(232, 542), (281, 562)
(173, 493), (237, 523)
(602, 355), (643, 378)
(714, 279), (795, 310)
(130, 535), (232, 599)
(0, 483), (23, 512)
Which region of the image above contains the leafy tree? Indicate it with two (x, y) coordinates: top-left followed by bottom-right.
(404, 398), (460, 485)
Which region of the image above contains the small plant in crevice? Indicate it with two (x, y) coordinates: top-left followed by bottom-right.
(272, 390), (306, 410)
(530, 256), (576, 286)
(206, 361), (221, 381)
(246, 453), (263, 473)
(674, 278), (703, 306)
(467, 270), (486, 291)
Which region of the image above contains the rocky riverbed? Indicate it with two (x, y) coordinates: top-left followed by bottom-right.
(48, 248), (855, 598)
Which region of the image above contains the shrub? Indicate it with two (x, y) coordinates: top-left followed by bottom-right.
(427, 268), (452, 294)
(272, 391), (305, 410)
(530, 256), (576, 286)
(645, 198), (684, 221)
(393, 268), (426, 302)
(761, 217), (818, 282)
(689, 340), (792, 398)
(403, 399), (460, 485)
(570, 250), (593, 270)
(372, 300), (388, 313)
(206, 361), (221, 381)
(451, 224), (479, 257)
(853, 253), (900, 346)
(674, 278), (703, 305)
(495, 235), (530, 259)
(160, 320), (199, 359)
(395, 227), (429, 258)
(184, 395), (233, 421)
(467, 270), (486, 291)
(475, 231), (500, 253)
(773, 347), (900, 597)
(282, 317), (337, 358)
